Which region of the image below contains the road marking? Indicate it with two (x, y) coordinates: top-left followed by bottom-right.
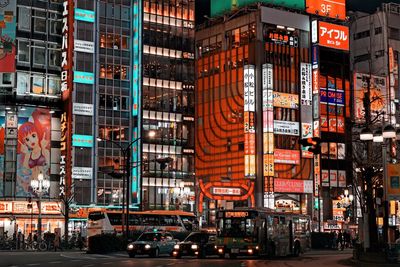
(49, 262), (62, 264)
(71, 260), (82, 262)
(27, 264), (40, 266)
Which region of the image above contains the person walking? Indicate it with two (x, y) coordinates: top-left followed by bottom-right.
(337, 230), (344, 251)
(54, 234), (61, 252)
(77, 232), (84, 251)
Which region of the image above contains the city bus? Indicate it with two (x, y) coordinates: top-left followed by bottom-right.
(215, 208), (311, 258)
(87, 209), (197, 240)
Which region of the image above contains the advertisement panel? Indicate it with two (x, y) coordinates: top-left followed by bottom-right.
(75, 8), (95, 22)
(338, 170), (346, 187)
(300, 63), (312, 106)
(74, 40), (94, 53)
(264, 154), (274, 177)
(306, 0), (346, 20)
(332, 200), (345, 222)
(0, 1), (16, 72)
(72, 134), (93, 147)
(330, 169), (338, 187)
(273, 92), (299, 109)
(274, 149), (300, 165)
(387, 163), (400, 200)
(274, 179), (313, 194)
(274, 121), (299, 136)
(314, 154), (321, 196)
(322, 169), (329, 186)
(17, 108), (51, 197)
(301, 123), (313, 139)
(211, 0), (305, 17)
(212, 187), (241, 195)
(318, 21), (349, 51)
(0, 201), (61, 215)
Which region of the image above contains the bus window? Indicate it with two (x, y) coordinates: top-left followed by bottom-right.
(128, 214), (141, 225)
(180, 215), (196, 231)
(107, 213), (122, 225)
(221, 217), (255, 238)
(142, 215), (159, 226)
(88, 212), (105, 221)
(159, 215), (178, 226)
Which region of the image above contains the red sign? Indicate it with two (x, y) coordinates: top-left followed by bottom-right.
(212, 187), (241, 196)
(306, 0), (346, 20)
(0, 201), (62, 215)
(274, 179), (313, 194)
(274, 149), (301, 165)
(318, 22), (349, 51)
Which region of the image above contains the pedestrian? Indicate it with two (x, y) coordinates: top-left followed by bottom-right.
(54, 234), (61, 252)
(337, 230), (344, 250)
(77, 232), (84, 251)
(332, 231), (337, 249)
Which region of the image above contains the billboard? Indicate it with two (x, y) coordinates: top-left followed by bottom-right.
(72, 134), (93, 147)
(273, 92), (299, 109)
(211, 0), (305, 17)
(262, 64), (274, 180)
(306, 0), (346, 20)
(354, 73), (387, 122)
(74, 8), (95, 22)
(17, 108), (51, 197)
(244, 65), (256, 179)
(387, 163), (400, 200)
(274, 149), (300, 165)
(0, 1), (16, 72)
(313, 21), (349, 51)
(274, 178), (313, 194)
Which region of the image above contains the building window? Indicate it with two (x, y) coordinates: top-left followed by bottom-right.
(18, 40), (30, 63)
(353, 30), (370, 40)
(77, 21), (94, 42)
(75, 115), (93, 135)
(389, 27), (400, 40)
(49, 12), (62, 35)
(75, 84), (93, 104)
(74, 148), (92, 168)
(31, 75), (45, 94)
(47, 76), (61, 95)
(16, 72), (29, 95)
(375, 50), (385, 58)
(33, 42), (46, 66)
(18, 7), (31, 31)
(76, 52), (93, 72)
(375, 27), (382, 35)
(33, 9), (47, 33)
(48, 43), (61, 68)
(354, 53), (370, 63)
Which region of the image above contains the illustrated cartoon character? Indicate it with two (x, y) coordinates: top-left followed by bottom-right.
(17, 112), (50, 193)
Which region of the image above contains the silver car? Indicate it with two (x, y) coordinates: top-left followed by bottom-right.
(126, 231), (177, 258)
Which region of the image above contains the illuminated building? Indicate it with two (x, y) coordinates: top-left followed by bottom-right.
(196, 0), (351, 227)
(0, 1), (64, 235)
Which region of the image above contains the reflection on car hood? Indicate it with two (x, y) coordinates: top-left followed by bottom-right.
(133, 241), (156, 245)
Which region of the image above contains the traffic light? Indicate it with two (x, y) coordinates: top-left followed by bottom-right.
(298, 137), (321, 154)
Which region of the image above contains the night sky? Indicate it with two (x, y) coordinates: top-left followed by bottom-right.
(195, 0), (400, 25)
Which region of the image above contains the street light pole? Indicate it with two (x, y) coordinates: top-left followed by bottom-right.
(30, 173), (50, 242)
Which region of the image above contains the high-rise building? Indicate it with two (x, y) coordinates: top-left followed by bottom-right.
(59, 0), (196, 231)
(195, 0), (351, 229)
(0, 0), (64, 235)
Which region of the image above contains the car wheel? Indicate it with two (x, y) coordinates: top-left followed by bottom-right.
(129, 253), (135, 258)
(151, 248), (159, 258)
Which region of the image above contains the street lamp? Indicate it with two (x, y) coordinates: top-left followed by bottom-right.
(30, 172), (50, 242)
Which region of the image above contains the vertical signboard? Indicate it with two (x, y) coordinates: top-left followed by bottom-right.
(0, 1), (16, 72)
(317, 21), (349, 51)
(387, 163), (400, 200)
(389, 47), (396, 125)
(131, 0), (142, 204)
(60, 0), (74, 198)
(301, 63), (313, 139)
(244, 65), (256, 178)
(262, 64), (274, 200)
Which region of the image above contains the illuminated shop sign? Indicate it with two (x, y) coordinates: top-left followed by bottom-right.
(273, 92), (299, 109)
(0, 201), (61, 215)
(274, 149), (300, 165)
(74, 71), (94, 84)
(314, 154), (320, 196)
(74, 40), (94, 53)
(212, 187), (241, 195)
(312, 21), (349, 51)
(72, 134), (93, 147)
(225, 211), (249, 218)
(265, 31), (298, 47)
(61, 0), (72, 100)
(306, 0), (346, 20)
(301, 63), (313, 139)
(74, 8), (95, 22)
(59, 112), (67, 197)
(244, 65), (256, 179)
(273, 120), (299, 136)
(0, 1), (16, 73)
(274, 179), (313, 194)
(262, 64), (274, 181)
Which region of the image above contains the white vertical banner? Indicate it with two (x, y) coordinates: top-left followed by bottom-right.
(244, 65), (256, 112)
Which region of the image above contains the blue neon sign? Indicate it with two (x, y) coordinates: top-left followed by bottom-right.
(74, 71), (94, 84)
(72, 134), (93, 147)
(75, 8), (95, 23)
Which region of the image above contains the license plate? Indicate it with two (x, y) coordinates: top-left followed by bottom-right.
(231, 249), (239, 253)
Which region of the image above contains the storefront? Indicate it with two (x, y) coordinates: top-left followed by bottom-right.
(0, 201), (63, 236)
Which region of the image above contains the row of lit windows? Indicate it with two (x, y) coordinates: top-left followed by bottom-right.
(100, 34), (129, 50)
(100, 64), (129, 80)
(143, 0), (194, 21)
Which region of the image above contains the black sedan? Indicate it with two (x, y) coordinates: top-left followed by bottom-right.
(172, 232), (217, 258)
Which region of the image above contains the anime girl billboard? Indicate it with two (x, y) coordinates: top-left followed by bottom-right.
(16, 108), (51, 197)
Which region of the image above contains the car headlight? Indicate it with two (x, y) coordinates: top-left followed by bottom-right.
(174, 244), (180, 250)
(191, 244), (198, 250)
(144, 244), (151, 249)
(127, 244), (134, 250)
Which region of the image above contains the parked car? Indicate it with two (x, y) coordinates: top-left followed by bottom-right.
(172, 231), (217, 258)
(126, 231), (177, 258)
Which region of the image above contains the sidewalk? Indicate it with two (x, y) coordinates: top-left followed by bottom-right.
(308, 248), (353, 256)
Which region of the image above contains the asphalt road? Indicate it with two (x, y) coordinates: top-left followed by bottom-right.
(0, 250), (355, 267)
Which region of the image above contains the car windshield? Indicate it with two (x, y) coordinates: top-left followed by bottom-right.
(137, 233), (162, 242)
(185, 233), (210, 243)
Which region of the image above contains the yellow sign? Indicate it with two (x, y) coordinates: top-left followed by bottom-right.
(225, 211), (248, 218)
(273, 92), (299, 109)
